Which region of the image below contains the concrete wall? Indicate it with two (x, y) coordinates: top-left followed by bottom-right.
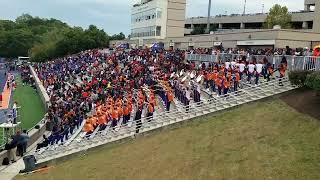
(313, 0), (320, 33)
(113, 29), (320, 49)
(276, 40), (311, 49)
(165, 30), (320, 49)
(277, 30), (320, 41)
(166, 0), (186, 38)
(29, 65), (50, 110)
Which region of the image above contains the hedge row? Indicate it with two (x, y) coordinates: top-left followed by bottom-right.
(305, 72), (320, 91)
(289, 71), (320, 91)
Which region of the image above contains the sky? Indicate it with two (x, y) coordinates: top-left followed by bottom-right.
(0, 0), (304, 35)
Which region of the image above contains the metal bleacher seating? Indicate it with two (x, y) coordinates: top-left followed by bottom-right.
(33, 77), (296, 163)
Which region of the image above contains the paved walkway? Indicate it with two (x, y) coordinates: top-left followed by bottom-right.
(0, 159), (25, 180)
(0, 131), (49, 180)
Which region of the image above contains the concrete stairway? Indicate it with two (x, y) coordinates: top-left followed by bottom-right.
(34, 77), (297, 163)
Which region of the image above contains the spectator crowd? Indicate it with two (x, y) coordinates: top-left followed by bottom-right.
(30, 46), (290, 154)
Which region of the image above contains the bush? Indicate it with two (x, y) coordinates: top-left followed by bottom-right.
(305, 72), (320, 92)
(288, 71), (313, 86)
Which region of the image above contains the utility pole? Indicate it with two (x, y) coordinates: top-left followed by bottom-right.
(243, 0), (247, 15)
(262, 4), (265, 13)
(206, 0), (212, 33)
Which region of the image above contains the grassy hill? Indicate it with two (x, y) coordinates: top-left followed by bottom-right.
(15, 95), (320, 180)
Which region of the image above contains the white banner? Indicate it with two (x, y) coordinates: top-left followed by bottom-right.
(188, 42), (195, 47)
(213, 42), (222, 46)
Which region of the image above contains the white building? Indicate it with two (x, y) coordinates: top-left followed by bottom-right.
(111, 0), (320, 49)
(131, 0), (186, 46)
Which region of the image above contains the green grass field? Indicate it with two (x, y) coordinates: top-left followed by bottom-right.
(13, 77), (46, 129)
(14, 97), (320, 180)
(0, 76), (46, 146)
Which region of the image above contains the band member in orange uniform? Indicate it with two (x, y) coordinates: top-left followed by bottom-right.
(166, 89), (174, 111)
(223, 78), (231, 95)
(83, 119), (94, 135)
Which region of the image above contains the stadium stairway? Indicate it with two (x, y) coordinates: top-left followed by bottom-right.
(33, 77), (297, 164)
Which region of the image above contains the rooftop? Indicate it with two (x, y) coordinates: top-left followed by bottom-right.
(133, 0), (154, 7)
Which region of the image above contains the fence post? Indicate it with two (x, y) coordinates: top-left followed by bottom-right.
(272, 56), (276, 69)
(291, 56), (295, 71)
(303, 57), (306, 70)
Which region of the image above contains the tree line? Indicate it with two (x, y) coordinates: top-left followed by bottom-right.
(0, 14), (126, 62)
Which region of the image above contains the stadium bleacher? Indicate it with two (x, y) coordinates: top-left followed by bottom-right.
(27, 47), (304, 162)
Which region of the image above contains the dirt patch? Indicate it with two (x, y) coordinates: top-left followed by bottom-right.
(281, 88), (320, 120)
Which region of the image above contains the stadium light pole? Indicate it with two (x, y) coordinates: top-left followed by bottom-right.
(243, 0), (247, 15)
(206, 0), (212, 34)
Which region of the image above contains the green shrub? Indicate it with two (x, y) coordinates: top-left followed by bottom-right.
(288, 71), (313, 86)
(305, 72), (320, 92)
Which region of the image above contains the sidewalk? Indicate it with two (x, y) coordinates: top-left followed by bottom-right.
(0, 159), (25, 180)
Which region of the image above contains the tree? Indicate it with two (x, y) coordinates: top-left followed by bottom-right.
(191, 26), (205, 35)
(306, 72), (320, 94)
(0, 13), (110, 60)
(209, 25), (217, 32)
(265, 4), (292, 29)
(29, 28), (66, 62)
(15, 14), (33, 25)
(0, 29), (35, 57)
(0, 20), (16, 31)
(110, 32), (126, 40)
(85, 25), (109, 48)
